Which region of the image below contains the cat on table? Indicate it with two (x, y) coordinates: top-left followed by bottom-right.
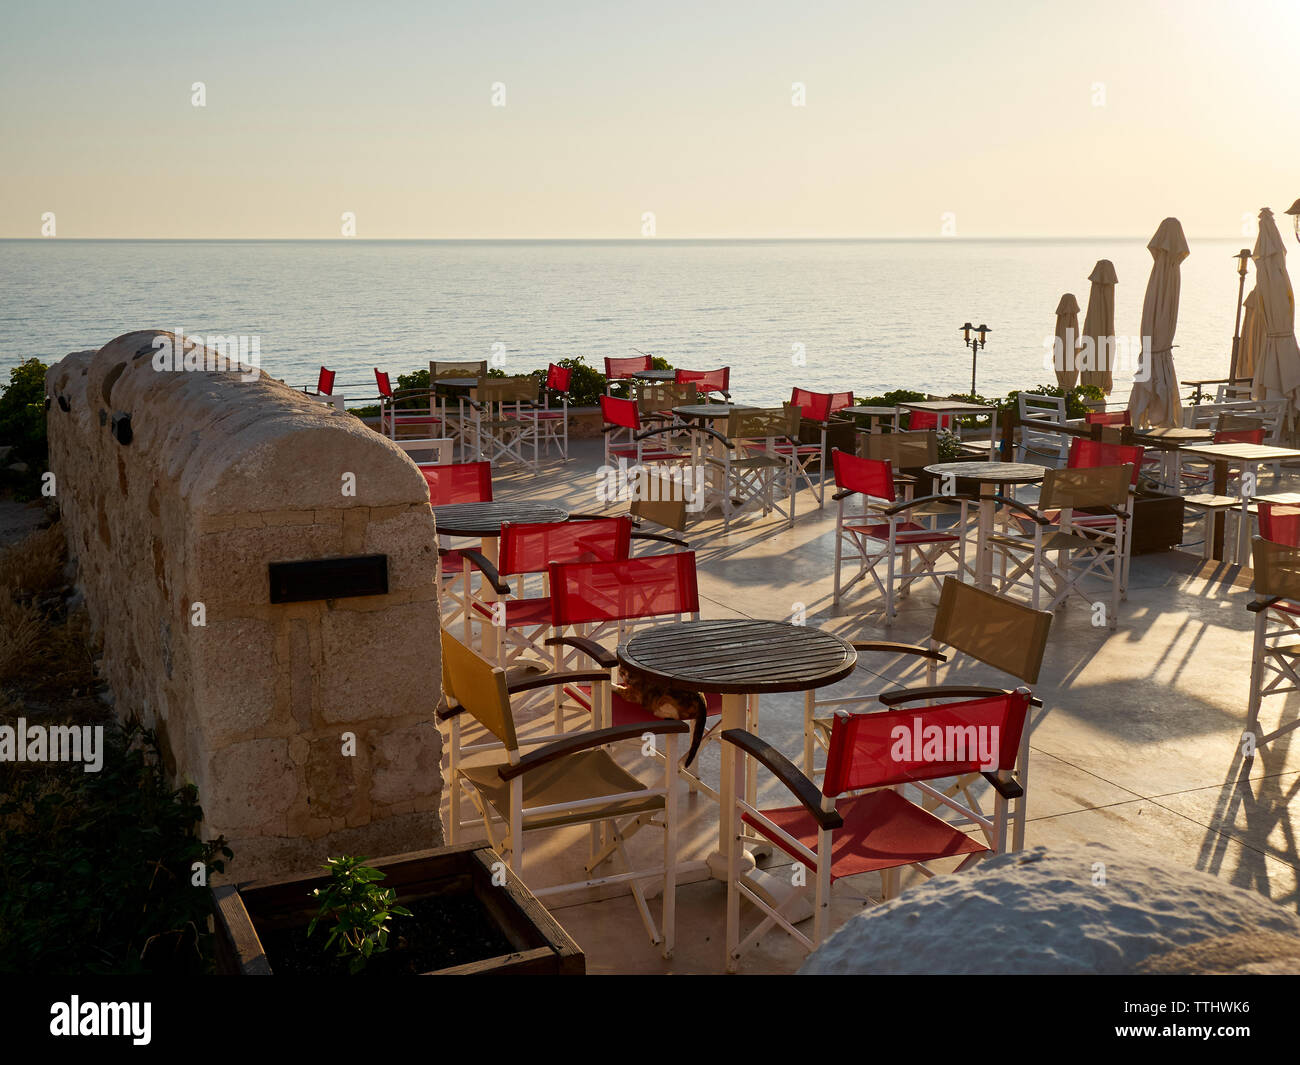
(612, 665), (708, 767)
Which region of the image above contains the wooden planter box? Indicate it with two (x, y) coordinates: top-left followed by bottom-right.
(212, 842), (584, 975)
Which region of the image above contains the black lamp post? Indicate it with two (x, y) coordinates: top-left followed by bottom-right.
(960, 322), (991, 396)
(1287, 199), (1300, 246)
(1228, 247), (1251, 384)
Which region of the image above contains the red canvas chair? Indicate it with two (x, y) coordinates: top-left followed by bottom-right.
(531, 363), (573, 459)
(605, 354), (652, 395)
(600, 395), (691, 470)
(830, 449), (972, 625)
(675, 367), (731, 401)
(545, 553), (734, 802)
(374, 368), (442, 440)
(778, 388), (856, 507)
(464, 517), (680, 667)
(722, 686), (1033, 968)
(1084, 410), (1131, 427)
(908, 409), (953, 431)
(438, 629), (686, 955)
(802, 578), (1050, 836)
(426, 461), (493, 639)
(1247, 532), (1300, 754)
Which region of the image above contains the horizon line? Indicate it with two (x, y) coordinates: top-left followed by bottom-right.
(0, 234), (1245, 243)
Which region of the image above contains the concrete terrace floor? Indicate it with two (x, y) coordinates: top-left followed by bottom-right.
(441, 438), (1300, 974)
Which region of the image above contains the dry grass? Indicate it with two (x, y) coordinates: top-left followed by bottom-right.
(0, 596), (45, 681)
(0, 523), (65, 598)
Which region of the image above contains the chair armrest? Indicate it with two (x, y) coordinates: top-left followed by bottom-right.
(982, 771), (1024, 799)
(879, 492), (976, 516)
(721, 729), (843, 830)
(1248, 596), (1285, 614)
(850, 641), (948, 663)
(506, 669), (611, 695)
(878, 684), (1042, 708)
(631, 530), (689, 547)
(500, 720), (689, 781)
(831, 488), (854, 501)
(988, 495), (1051, 526)
(455, 548), (511, 594)
(544, 635), (617, 668)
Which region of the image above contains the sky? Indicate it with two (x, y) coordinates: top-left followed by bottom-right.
(1, 0), (1298, 239)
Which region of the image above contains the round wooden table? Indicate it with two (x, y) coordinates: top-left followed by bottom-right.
(619, 619), (856, 883)
(671, 403), (755, 422)
(433, 501), (569, 652)
(631, 369), (676, 382)
(925, 461), (1047, 589)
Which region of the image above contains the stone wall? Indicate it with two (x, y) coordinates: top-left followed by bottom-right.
(45, 331), (443, 879)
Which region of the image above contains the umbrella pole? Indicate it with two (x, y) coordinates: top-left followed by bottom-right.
(1229, 249), (1250, 385)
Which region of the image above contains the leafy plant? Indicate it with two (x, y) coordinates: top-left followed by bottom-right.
(0, 358), (50, 499)
(0, 722), (232, 974)
(935, 428), (965, 460)
(307, 855), (411, 974)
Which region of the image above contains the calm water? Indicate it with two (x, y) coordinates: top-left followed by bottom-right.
(0, 238), (1251, 407)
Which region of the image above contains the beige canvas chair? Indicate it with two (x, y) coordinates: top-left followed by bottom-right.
(430, 360), (487, 459)
(803, 577), (1051, 852)
(1246, 534), (1300, 752)
(701, 406), (801, 529)
(989, 464), (1132, 630)
(439, 629), (685, 956)
(469, 375), (541, 468)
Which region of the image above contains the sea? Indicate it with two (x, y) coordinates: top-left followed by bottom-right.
(0, 237), (1256, 408)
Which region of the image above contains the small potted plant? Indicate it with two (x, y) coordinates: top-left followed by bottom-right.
(212, 842), (584, 975)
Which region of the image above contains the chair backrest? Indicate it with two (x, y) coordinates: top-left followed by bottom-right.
(931, 577), (1052, 684)
(821, 689), (1032, 799)
(1252, 537), (1300, 601)
(600, 394), (641, 431)
(630, 468), (689, 532)
(1259, 503), (1300, 547)
(860, 429), (938, 470)
(1067, 438), (1145, 487)
(1084, 410), (1131, 426)
(832, 449), (897, 504)
(317, 367), (336, 396)
(499, 517), (632, 577)
(637, 381), (697, 414)
(724, 405), (799, 442)
(441, 629), (517, 749)
(605, 354), (652, 379)
(1213, 426), (1266, 445)
(548, 553), (699, 627)
(676, 367), (730, 394)
(374, 368), (394, 399)
(908, 410), (954, 431)
(431, 360), (487, 384)
(1017, 393), (1065, 420)
(422, 461), (493, 505)
(1039, 465), (1132, 511)
(546, 363), (573, 394)
(476, 375), (538, 405)
(790, 388), (855, 423)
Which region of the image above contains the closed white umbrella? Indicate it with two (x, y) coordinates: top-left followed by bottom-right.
(1250, 207), (1300, 430)
(1128, 218), (1189, 428)
(1237, 286), (1264, 382)
(1054, 293), (1081, 390)
(1079, 259), (1118, 394)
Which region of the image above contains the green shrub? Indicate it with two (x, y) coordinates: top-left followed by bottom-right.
(308, 856), (411, 975)
(0, 359), (50, 499)
(0, 722), (232, 974)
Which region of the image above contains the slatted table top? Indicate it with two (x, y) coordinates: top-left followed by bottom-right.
(1133, 427), (1215, 445)
(629, 369), (677, 381)
(1179, 442), (1300, 463)
(672, 403), (757, 420)
(618, 619), (857, 694)
(924, 461), (1047, 485)
(431, 501), (570, 537)
(899, 400), (996, 414)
